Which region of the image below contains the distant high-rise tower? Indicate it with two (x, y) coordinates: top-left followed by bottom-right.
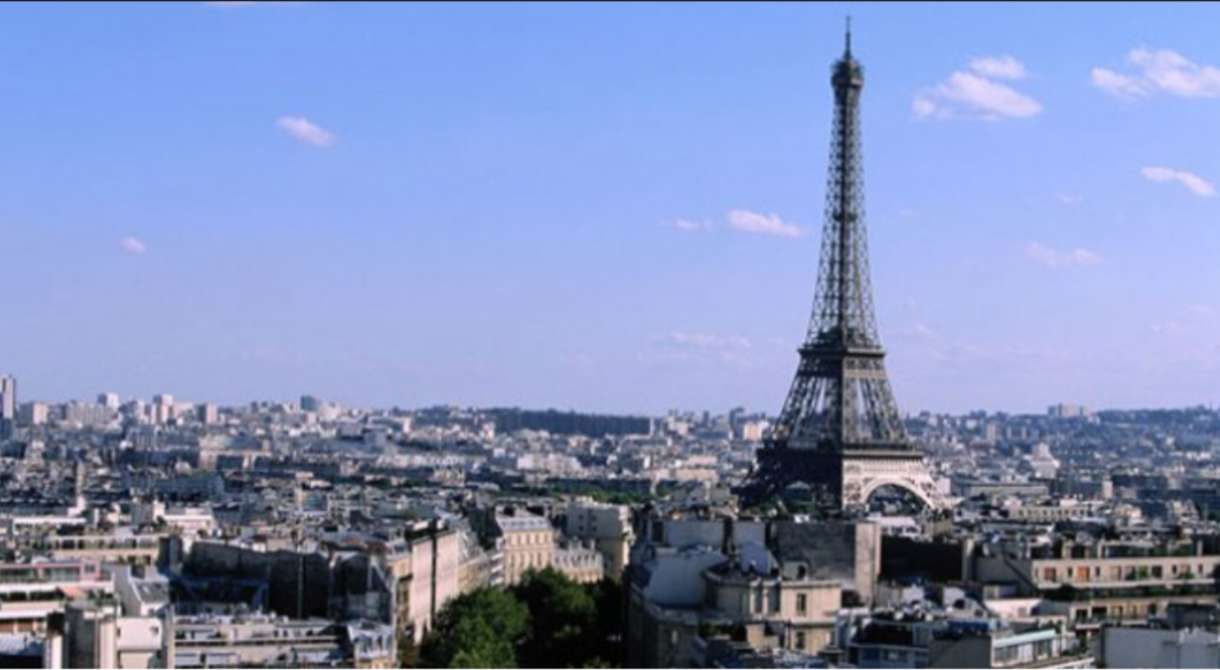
(152, 394), (174, 425)
(98, 392), (120, 410)
(0, 375), (16, 438)
(197, 403), (218, 426)
(18, 402), (48, 427)
(741, 26), (944, 511)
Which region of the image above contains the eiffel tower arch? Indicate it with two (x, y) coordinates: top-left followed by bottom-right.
(740, 25), (947, 513)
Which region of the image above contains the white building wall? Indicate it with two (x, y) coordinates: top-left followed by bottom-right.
(1103, 627), (1220, 668)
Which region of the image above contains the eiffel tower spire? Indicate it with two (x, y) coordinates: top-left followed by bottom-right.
(770, 20), (905, 451)
(740, 26), (945, 512)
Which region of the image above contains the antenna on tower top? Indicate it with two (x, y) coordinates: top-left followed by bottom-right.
(845, 15), (852, 56)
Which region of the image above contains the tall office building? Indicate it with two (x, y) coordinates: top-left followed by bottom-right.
(300, 395), (321, 412)
(0, 375), (16, 438)
(98, 392), (120, 410)
(197, 403), (218, 426)
(152, 394), (174, 425)
(18, 402), (48, 427)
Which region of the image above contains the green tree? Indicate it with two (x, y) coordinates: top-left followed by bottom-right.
(419, 587), (529, 668)
(512, 568), (600, 668)
(447, 617), (518, 669)
(591, 578), (624, 666)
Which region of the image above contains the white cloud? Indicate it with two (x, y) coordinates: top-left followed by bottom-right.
(911, 97), (937, 118)
(969, 55), (1026, 80)
(1024, 242), (1102, 268)
(1090, 68), (1148, 99)
(914, 58), (1041, 121)
(667, 218), (712, 232)
(119, 236), (147, 255)
(726, 209), (803, 238)
(654, 332), (751, 350)
(898, 322), (940, 341)
(1057, 193), (1084, 205)
(1141, 165), (1215, 197)
(651, 332), (754, 365)
(941, 72), (1042, 118)
(1093, 48), (1220, 99)
(275, 116), (335, 147)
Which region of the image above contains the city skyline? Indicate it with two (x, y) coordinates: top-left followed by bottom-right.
(5, 3), (1220, 414)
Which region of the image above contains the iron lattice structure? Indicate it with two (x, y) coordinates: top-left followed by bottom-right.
(772, 29), (905, 450)
(741, 27), (939, 511)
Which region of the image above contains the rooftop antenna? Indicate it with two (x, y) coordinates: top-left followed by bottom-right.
(845, 15), (852, 57)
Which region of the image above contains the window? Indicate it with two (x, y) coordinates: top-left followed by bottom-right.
(993, 645), (1018, 665)
(797, 594), (808, 615)
(795, 631), (807, 650)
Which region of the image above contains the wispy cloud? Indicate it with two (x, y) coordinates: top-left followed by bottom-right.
(666, 218), (712, 233)
(914, 56), (1042, 120)
(1024, 242), (1102, 268)
(969, 55), (1027, 80)
(895, 321), (940, 342)
(1090, 68), (1148, 99)
(1092, 48), (1220, 99)
(276, 116), (335, 148)
(653, 332), (751, 351)
(119, 236), (147, 255)
(1057, 194), (1084, 205)
(726, 209), (803, 238)
(1141, 165), (1215, 197)
(650, 331), (754, 365)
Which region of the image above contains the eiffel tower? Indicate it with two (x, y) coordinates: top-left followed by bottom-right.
(741, 24), (945, 512)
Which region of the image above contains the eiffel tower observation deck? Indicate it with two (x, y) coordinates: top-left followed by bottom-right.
(740, 23), (946, 513)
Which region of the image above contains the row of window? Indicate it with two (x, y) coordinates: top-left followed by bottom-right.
(992, 638), (1054, 665)
(1074, 602), (1160, 620)
(506, 532), (551, 546)
(737, 590), (810, 615)
(506, 553), (550, 570)
(1040, 562), (1213, 583)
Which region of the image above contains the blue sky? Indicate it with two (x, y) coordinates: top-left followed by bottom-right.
(3, 2), (1220, 415)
